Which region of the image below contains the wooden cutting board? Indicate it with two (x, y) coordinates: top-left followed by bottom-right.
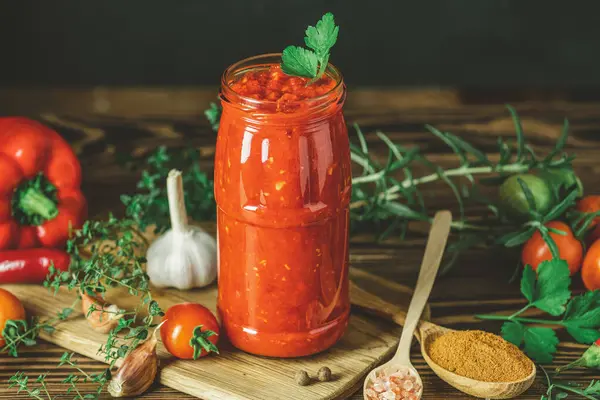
(3, 267), (412, 400)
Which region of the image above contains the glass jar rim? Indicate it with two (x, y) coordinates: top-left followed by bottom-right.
(220, 53), (344, 107)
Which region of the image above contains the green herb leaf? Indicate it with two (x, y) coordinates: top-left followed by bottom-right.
(281, 46), (318, 78)
(501, 321), (525, 346)
(204, 102), (221, 131)
(533, 259), (572, 316)
(562, 291), (600, 344)
(281, 13), (339, 79)
(304, 12), (338, 58)
(521, 264), (536, 303)
(584, 380), (600, 395)
(523, 326), (559, 363)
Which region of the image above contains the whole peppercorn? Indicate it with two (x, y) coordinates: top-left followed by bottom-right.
(295, 370), (311, 386)
(317, 366), (332, 382)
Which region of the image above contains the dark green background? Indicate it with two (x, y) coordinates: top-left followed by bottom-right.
(2, 0), (598, 86)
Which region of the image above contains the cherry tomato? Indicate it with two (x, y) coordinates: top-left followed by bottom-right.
(576, 195), (600, 245)
(499, 174), (553, 219)
(0, 288), (26, 347)
(521, 221), (583, 275)
(161, 303), (219, 359)
(582, 240), (600, 290)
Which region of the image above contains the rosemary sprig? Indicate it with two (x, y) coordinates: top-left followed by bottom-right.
(204, 102), (577, 272)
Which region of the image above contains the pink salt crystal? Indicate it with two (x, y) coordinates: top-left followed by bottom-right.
(382, 391), (396, 400)
(365, 388), (378, 400)
(365, 368), (421, 400)
(373, 382), (385, 393)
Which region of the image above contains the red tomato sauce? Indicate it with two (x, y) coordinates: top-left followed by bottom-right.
(214, 56), (351, 357)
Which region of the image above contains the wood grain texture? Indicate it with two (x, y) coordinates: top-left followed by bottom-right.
(3, 267), (409, 400)
(2, 89), (600, 399)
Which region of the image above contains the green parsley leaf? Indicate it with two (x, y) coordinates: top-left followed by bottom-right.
(521, 264), (536, 303)
(281, 46), (318, 78)
(533, 259), (572, 316)
(584, 380), (600, 395)
(280, 13), (339, 79)
(562, 291), (600, 343)
(304, 12), (339, 58)
(523, 326), (559, 363)
(501, 321), (525, 346)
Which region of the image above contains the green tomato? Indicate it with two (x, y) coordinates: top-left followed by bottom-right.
(499, 174), (553, 219)
(539, 168), (584, 199)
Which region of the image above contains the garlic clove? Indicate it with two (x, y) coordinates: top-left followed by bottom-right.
(108, 333), (159, 398)
(80, 293), (124, 334)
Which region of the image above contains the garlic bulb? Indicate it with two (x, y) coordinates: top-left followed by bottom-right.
(146, 169), (217, 290)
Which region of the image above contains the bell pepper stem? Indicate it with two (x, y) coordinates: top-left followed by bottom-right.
(19, 187), (58, 220)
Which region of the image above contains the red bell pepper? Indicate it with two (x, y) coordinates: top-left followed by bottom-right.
(0, 118), (86, 250)
(0, 248), (71, 284)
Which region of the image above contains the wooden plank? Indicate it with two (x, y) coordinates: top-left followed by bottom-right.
(1, 266), (412, 400)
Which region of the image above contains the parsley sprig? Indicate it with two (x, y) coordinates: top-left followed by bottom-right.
(281, 12), (339, 80)
(477, 260), (600, 363)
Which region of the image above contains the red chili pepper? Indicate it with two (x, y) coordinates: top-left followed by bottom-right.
(0, 248), (70, 284)
(0, 118), (86, 250)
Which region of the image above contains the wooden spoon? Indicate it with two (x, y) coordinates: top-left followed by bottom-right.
(363, 210), (452, 399)
(353, 221), (536, 399)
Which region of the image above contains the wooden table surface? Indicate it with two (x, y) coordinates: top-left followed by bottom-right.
(1, 88), (600, 399)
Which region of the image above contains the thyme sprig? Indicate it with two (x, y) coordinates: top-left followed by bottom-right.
(44, 215), (165, 367)
(1, 303), (77, 357)
(121, 146), (215, 233)
(8, 352), (110, 400)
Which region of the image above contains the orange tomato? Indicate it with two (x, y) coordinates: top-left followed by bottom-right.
(576, 195), (600, 245)
(160, 303), (219, 360)
(521, 221), (583, 275)
(582, 240), (600, 290)
(0, 288), (26, 347)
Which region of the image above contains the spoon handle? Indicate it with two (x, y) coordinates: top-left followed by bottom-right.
(392, 210), (452, 365)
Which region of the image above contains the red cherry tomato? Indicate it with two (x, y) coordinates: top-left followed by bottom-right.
(160, 303), (219, 359)
(582, 240), (600, 290)
(576, 195), (600, 245)
(521, 221), (583, 276)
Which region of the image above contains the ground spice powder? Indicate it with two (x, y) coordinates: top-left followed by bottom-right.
(427, 330), (533, 382)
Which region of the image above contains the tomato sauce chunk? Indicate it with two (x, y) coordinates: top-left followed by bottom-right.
(229, 65), (337, 112)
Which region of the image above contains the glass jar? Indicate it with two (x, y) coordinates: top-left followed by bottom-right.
(214, 54), (351, 357)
